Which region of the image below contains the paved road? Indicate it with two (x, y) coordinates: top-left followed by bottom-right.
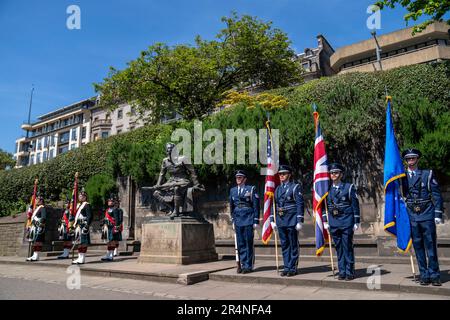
(0, 264), (448, 300)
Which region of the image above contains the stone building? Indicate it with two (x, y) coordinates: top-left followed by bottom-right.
(296, 34), (336, 81)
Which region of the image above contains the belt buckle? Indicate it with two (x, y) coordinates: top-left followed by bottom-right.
(413, 206), (421, 213)
(332, 209), (339, 216)
(278, 208), (284, 216)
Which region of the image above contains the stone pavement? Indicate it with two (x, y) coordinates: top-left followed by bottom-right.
(0, 263), (449, 300)
(0, 254), (448, 298)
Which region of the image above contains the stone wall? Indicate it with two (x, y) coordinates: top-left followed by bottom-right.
(0, 207), (63, 257)
(119, 176), (450, 242)
(0, 212), (26, 256)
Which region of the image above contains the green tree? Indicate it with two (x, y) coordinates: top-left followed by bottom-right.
(85, 173), (117, 211)
(376, 0), (450, 34)
(0, 149), (15, 170)
(94, 13), (302, 122)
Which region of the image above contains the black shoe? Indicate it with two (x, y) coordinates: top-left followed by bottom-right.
(287, 271), (297, 277)
(236, 268), (242, 274)
(242, 269), (249, 274)
(346, 275), (355, 281)
(338, 275), (346, 280)
(280, 271), (288, 277)
(431, 279), (442, 287)
(420, 279), (431, 286)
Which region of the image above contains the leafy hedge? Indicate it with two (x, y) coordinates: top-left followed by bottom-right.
(1, 62), (448, 216)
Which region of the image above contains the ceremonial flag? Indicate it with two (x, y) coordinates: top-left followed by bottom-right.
(262, 119), (280, 244)
(312, 105), (330, 256)
(26, 178), (38, 228)
(70, 172), (79, 216)
(383, 97), (412, 253)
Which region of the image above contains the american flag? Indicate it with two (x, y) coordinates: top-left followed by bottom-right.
(312, 105), (330, 256)
(262, 120), (280, 244)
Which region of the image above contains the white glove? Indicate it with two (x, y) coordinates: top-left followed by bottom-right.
(270, 222), (277, 231)
(435, 218), (443, 225)
(295, 223), (302, 231)
(323, 222), (329, 230)
(353, 223), (360, 231)
(232, 223), (235, 230)
(253, 224), (258, 229)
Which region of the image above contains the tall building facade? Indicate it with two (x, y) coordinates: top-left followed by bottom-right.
(14, 98), (151, 168)
(296, 34), (336, 81)
(14, 98), (95, 168)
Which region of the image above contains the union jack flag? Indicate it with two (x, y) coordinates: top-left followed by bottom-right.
(312, 104), (330, 256)
(262, 120), (280, 244)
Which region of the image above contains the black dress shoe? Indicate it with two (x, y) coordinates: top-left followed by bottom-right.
(431, 279), (442, 287)
(338, 275), (346, 280)
(280, 271), (288, 277)
(420, 279), (431, 286)
(346, 275), (355, 281)
(287, 271), (297, 277)
(236, 268), (242, 274)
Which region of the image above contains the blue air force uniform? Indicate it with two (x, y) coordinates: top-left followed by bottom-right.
(229, 170), (260, 272)
(324, 163), (360, 279)
(401, 149), (444, 285)
(271, 165), (304, 275)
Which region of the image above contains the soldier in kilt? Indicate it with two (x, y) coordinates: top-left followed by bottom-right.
(57, 199), (75, 259)
(26, 196), (46, 262)
(72, 191), (92, 264)
(101, 195), (122, 261)
(114, 197), (123, 257)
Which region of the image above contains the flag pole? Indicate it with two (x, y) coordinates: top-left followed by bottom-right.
(272, 201), (280, 274)
(409, 253), (416, 282)
(233, 224), (241, 273)
(324, 197), (336, 278)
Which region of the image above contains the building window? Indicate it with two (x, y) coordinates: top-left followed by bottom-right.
(81, 127), (86, 139)
(59, 131), (70, 143)
(101, 132), (109, 139)
(71, 128), (77, 141)
(30, 155), (35, 165)
(43, 137), (48, 148)
(36, 153), (41, 164)
(43, 151), (47, 161)
(70, 143), (77, 150)
(37, 139), (42, 150)
(59, 145), (69, 154)
(117, 129), (122, 134)
(117, 109), (123, 119)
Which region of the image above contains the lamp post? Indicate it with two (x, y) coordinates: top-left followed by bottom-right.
(371, 31), (383, 71)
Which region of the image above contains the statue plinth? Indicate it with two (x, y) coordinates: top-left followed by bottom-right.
(138, 215), (218, 264)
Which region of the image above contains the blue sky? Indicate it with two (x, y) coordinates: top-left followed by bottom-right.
(0, 0), (430, 153)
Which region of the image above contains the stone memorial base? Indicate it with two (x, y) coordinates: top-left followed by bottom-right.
(138, 215), (218, 264)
